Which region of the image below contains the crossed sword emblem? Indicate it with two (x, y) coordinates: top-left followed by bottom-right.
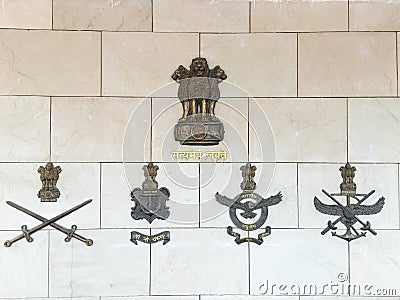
(4, 199), (93, 247)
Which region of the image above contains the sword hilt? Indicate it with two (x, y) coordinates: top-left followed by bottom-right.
(21, 225), (33, 242)
(65, 225), (77, 242)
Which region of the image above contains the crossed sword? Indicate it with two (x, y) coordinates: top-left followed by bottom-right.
(319, 189), (377, 236)
(4, 199), (93, 247)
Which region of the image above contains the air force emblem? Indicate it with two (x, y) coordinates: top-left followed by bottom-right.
(314, 163), (385, 242)
(216, 163), (282, 245)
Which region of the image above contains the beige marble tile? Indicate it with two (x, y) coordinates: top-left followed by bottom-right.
(398, 33), (400, 97)
(350, 0), (400, 31)
(250, 229), (348, 295)
(151, 228), (248, 295)
(153, 0), (249, 33)
(201, 34), (297, 97)
(0, 163), (100, 230)
(351, 231), (400, 292)
(52, 97), (150, 162)
(49, 229), (149, 297)
(0, 231), (48, 298)
(53, 0), (152, 31)
(251, 0), (348, 32)
(151, 97), (248, 162)
(349, 98), (400, 163)
(101, 163), (199, 228)
(102, 32), (198, 97)
(0, 96), (50, 161)
(249, 98), (347, 163)
(0, 30), (100, 96)
(298, 32), (397, 97)
(298, 164), (399, 230)
(0, 0), (51, 29)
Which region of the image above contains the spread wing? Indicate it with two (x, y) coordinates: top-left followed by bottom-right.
(253, 192), (283, 210)
(354, 197), (385, 215)
(215, 193), (247, 211)
(314, 197), (344, 216)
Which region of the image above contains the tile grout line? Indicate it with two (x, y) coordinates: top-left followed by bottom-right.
(398, 163), (400, 230)
(151, 0), (154, 32)
(100, 163), (102, 228)
(347, 241), (351, 295)
(347, 0), (350, 32)
(248, 1), (251, 33)
(47, 229), (50, 297)
(51, 0), (54, 30)
(396, 32), (398, 97)
(100, 31), (103, 96)
(150, 97), (153, 162)
(198, 163), (201, 228)
(296, 163), (300, 228)
(347, 98), (349, 162)
(296, 33), (299, 97)
(149, 227), (152, 296)
(198, 33), (201, 57)
(49, 97), (52, 161)
(248, 235), (251, 295)
(247, 97), (250, 162)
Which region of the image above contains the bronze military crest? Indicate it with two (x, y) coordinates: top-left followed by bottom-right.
(216, 163), (282, 245)
(172, 57), (227, 146)
(314, 163), (385, 242)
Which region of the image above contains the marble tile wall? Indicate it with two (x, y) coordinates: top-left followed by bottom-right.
(0, 0), (399, 299)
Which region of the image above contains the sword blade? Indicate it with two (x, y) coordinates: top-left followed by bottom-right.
(4, 199), (92, 247)
(6, 201), (93, 245)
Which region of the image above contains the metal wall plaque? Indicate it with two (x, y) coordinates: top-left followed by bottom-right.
(314, 162), (385, 242)
(130, 163), (171, 245)
(216, 163), (282, 245)
(4, 200), (93, 247)
(172, 57), (227, 146)
(37, 162), (62, 202)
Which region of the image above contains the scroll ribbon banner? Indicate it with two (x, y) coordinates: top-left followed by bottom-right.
(130, 231), (170, 245)
(227, 226), (271, 245)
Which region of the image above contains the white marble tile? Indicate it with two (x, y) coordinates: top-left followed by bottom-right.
(350, 231), (400, 292)
(152, 98), (248, 162)
(0, 163), (100, 230)
(250, 229), (348, 295)
(0, 30), (100, 96)
(251, 0), (348, 32)
(350, 0), (400, 31)
(153, 0), (249, 33)
(52, 97), (150, 162)
(200, 163), (297, 229)
(201, 34), (297, 97)
(151, 228), (248, 295)
(298, 32), (397, 97)
(0, 96), (50, 161)
(249, 98), (347, 163)
(349, 98), (400, 163)
(49, 229), (149, 297)
(0, 0), (52, 29)
(298, 164), (399, 230)
(0, 231), (48, 298)
(102, 163), (199, 228)
(53, 0), (152, 31)
(102, 32), (198, 97)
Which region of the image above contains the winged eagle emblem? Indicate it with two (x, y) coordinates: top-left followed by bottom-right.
(216, 192), (282, 219)
(314, 197), (385, 227)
